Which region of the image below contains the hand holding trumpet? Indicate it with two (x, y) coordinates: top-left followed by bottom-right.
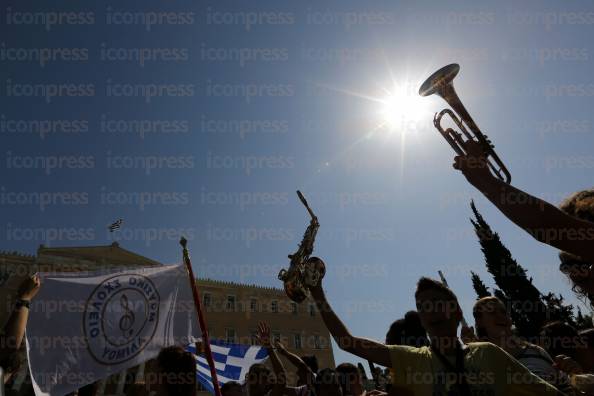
(452, 139), (495, 187)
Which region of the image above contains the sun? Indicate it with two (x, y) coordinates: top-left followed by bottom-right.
(377, 83), (430, 133)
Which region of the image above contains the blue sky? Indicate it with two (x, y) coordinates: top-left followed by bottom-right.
(2, 0), (594, 372)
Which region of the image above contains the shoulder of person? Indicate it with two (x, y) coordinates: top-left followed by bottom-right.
(520, 342), (551, 357)
(464, 341), (499, 350)
(514, 342), (555, 365)
(386, 344), (431, 355)
(464, 341), (508, 356)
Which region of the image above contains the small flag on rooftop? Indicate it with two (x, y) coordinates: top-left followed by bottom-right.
(108, 219), (123, 232)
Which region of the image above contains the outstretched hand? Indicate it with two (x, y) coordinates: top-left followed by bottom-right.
(257, 321), (272, 348)
(460, 325), (478, 344)
(453, 139), (494, 186)
(18, 274), (41, 300)
(554, 354), (583, 375)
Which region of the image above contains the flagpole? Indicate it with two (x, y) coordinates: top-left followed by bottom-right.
(180, 237), (222, 396)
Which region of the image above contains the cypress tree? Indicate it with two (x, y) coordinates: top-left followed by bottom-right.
(470, 271), (491, 299)
(469, 201), (582, 335)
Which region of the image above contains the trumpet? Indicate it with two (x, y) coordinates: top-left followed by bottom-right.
(278, 191), (325, 303)
(419, 63), (511, 183)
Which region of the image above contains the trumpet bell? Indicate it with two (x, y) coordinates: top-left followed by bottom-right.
(419, 63), (460, 97)
(419, 63), (512, 183)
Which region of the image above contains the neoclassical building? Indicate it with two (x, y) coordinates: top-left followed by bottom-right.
(0, 243), (335, 395)
(197, 278), (334, 369)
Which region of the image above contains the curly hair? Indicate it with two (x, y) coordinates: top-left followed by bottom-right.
(559, 189), (594, 223)
(558, 188), (594, 306)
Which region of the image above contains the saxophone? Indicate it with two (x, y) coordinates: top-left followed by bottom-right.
(278, 191), (325, 303)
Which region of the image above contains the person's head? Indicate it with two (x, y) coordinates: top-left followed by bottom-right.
(539, 321), (582, 361)
(558, 190), (594, 305)
(385, 310), (429, 347)
(221, 381), (242, 396)
(335, 363), (362, 396)
(540, 322), (594, 372)
(314, 368), (342, 396)
(414, 277), (462, 339)
(245, 363), (272, 396)
(472, 297), (513, 341)
(147, 346), (196, 396)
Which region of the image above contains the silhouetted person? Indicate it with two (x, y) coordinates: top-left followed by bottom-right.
(464, 297), (569, 392)
(453, 140), (594, 304)
(335, 363), (364, 396)
(314, 368), (342, 396)
(144, 346), (196, 396)
(1, 274), (40, 385)
(539, 322), (594, 374)
(310, 274), (562, 395)
(221, 381), (242, 396)
(385, 311), (429, 347)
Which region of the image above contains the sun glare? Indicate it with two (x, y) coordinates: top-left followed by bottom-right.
(378, 84), (429, 133)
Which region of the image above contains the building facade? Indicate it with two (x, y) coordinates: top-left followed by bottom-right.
(197, 278), (335, 370)
(0, 243), (335, 395)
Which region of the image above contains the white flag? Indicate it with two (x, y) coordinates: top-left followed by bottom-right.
(25, 264), (200, 396)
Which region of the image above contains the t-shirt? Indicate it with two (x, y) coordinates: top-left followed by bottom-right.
(514, 343), (570, 391)
(388, 341), (561, 396)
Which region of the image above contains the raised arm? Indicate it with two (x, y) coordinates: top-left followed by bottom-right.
(257, 322), (287, 386)
(0, 275), (40, 356)
(309, 283), (391, 367)
(274, 341), (313, 380)
(258, 322), (306, 396)
(454, 140), (594, 263)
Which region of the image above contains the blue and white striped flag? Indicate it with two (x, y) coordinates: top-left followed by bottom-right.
(187, 340), (269, 394)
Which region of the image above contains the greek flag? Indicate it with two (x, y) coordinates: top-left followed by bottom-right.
(187, 340), (269, 394)
(108, 218), (123, 232)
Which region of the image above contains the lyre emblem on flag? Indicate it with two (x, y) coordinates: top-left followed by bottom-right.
(83, 274), (160, 365)
(108, 219), (123, 232)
